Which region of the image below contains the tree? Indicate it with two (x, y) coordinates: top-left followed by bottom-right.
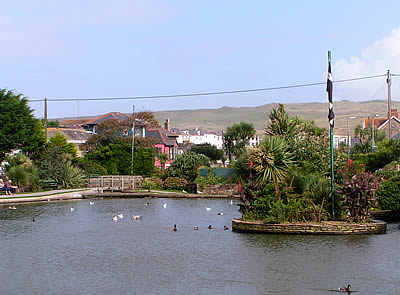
(248, 136), (295, 198)
(0, 89), (46, 161)
(265, 104), (299, 138)
(47, 120), (60, 128)
(168, 151), (210, 182)
(158, 153), (168, 171)
(47, 132), (77, 159)
(190, 143), (223, 162)
(224, 122), (256, 160)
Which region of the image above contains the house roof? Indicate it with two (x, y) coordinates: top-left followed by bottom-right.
(377, 116), (400, 130)
(84, 112), (128, 126)
(145, 128), (178, 146)
(47, 128), (91, 142)
(59, 119), (91, 128)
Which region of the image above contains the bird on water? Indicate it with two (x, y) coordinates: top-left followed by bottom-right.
(173, 224), (178, 231)
(338, 284), (351, 292)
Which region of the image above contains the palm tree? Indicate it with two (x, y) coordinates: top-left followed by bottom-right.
(158, 153), (168, 171)
(248, 136), (295, 198)
(265, 104), (299, 138)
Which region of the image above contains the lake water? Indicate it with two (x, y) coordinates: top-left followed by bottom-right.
(0, 198), (399, 295)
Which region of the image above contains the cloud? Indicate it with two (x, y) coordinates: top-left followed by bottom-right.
(334, 27), (400, 100)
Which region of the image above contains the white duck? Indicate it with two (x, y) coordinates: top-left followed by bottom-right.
(205, 207), (211, 211)
(89, 201), (94, 205)
(70, 208), (75, 212)
(118, 214), (124, 219)
(162, 203), (167, 208)
(112, 216), (118, 222)
(132, 215), (142, 220)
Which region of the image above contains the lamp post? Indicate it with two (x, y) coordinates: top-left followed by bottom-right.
(371, 114), (379, 153)
(131, 118), (139, 175)
(347, 116), (356, 164)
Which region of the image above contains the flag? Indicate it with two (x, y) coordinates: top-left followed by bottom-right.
(326, 53), (334, 128)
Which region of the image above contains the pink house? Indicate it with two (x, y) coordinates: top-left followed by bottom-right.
(145, 128), (179, 169)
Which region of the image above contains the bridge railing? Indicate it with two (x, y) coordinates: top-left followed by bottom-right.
(88, 175), (143, 192)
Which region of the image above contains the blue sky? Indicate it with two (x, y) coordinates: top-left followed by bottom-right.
(2, 0), (400, 118)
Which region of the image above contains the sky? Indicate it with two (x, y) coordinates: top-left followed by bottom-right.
(2, 0), (400, 119)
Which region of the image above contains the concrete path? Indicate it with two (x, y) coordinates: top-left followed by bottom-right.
(0, 188), (96, 205)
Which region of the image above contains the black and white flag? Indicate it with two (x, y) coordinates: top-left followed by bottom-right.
(326, 54), (334, 128)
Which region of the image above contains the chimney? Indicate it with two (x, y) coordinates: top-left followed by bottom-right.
(164, 118), (170, 131)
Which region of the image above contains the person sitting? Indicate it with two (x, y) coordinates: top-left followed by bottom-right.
(5, 179), (17, 195)
(0, 178), (5, 194)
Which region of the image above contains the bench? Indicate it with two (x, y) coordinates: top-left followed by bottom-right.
(42, 180), (58, 190)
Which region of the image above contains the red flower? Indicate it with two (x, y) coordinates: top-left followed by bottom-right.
(339, 169), (343, 173)
(349, 159), (353, 166)
(249, 161), (253, 168)
(360, 164), (363, 167)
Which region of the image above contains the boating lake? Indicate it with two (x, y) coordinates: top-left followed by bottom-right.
(0, 198), (399, 295)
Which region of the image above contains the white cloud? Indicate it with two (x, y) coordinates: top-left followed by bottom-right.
(334, 27), (400, 100)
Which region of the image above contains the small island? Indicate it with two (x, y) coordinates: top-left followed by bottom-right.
(231, 105), (399, 235)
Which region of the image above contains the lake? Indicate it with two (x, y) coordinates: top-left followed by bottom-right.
(1, 198), (399, 294)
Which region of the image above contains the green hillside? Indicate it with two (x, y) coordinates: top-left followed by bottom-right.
(154, 100), (398, 134)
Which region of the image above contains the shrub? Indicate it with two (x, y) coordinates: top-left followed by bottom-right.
(163, 177), (188, 191)
(142, 177), (163, 190)
(58, 162), (86, 188)
(376, 175), (400, 213)
(168, 151), (210, 182)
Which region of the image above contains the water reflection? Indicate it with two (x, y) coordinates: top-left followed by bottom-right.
(0, 198), (399, 295)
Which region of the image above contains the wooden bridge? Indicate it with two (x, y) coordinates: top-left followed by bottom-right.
(88, 176), (143, 192)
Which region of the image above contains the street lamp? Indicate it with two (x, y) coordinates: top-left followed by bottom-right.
(371, 114), (379, 153)
(347, 116), (356, 164)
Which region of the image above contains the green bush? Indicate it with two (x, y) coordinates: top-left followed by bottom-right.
(142, 177), (163, 190)
(163, 177), (188, 191)
(376, 175), (400, 212)
(58, 162), (86, 188)
(74, 158), (107, 176)
(243, 194), (275, 221)
(168, 151), (210, 182)
(195, 171), (224, 190)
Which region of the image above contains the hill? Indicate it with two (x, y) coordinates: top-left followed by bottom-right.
(153, 100), (398, 134)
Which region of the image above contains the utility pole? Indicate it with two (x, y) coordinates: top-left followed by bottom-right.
(387, 70), (392, 138)
(44, 98), (48, 141)
(131, 106), (135, 176)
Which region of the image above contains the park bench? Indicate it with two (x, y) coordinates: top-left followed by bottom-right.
(42, 179), (58, 190)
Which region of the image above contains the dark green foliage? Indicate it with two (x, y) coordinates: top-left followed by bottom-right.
(47, 132), (77, 159)
(0, 89), (46, 161)
(47, 120), (60, 128)
(168, 151), (210, 182)
(74, 158), (107, 176)
(224, 122), (256, 160)
(191, 143), (223, 162)
(232, 154), (250, 181)
(164, 177), (188, 191)
(376, 175), (400, 213)
(86, 139), (132, 175)
(133, 147), (155, 176)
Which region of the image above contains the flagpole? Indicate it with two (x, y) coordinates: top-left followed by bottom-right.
(328, 51), (335, 220)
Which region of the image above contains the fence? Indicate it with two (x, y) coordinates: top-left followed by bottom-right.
(88, 175), (143, 192)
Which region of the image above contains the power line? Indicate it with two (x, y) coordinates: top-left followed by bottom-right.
(28, 74), (386, 103)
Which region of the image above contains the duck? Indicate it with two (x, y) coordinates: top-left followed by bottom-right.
(132, 215), (142, 220)
(32, 217), (36, 222)
(8, 206), (17, 210)
(224, 226), (229, 230)
(112, 216), (118, 222)
(162, 203), (167, 208)
(229, 200), (233, 205)
(89, 201), (94, 205)
(198, 190), (203, 194)
(338, 284), (351, 292)
(193, 227), (199, 230)
(144, 202), (150, 206)
(118, 214), (124, 219)
(205, 207), (211, 211)
(70, 208), (75, 212)
(217, 212), (224, 215)
(182, 190), (187, 193)
(173, 224), (178, 231)
(208, 225), (213, 230)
